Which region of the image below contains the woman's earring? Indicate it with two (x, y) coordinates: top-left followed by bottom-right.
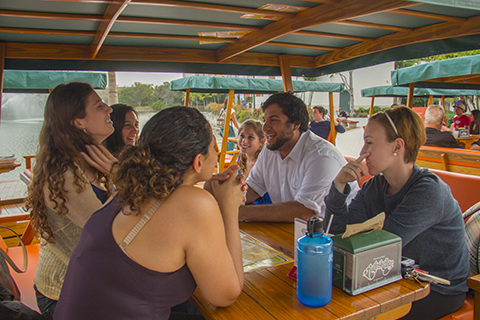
(393, 152), (397, 156)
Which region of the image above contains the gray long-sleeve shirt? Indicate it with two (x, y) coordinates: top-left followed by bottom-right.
(324, 165), (469, 295)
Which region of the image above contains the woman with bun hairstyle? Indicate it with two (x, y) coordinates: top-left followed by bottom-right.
(26, 82), (114, 318)
(55, 106), (245, 320)
(103, 104), (140, 157)
(324, 106), (469, 319)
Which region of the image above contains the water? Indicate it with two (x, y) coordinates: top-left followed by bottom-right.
(0, 110), (224, 181)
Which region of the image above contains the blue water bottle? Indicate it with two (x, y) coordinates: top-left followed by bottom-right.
(297, 216), (333, 307)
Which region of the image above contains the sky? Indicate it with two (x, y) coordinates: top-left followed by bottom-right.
(115, 72), (184, 87)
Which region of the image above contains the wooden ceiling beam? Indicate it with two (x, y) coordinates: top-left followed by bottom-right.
(314, 15), (480, 68)
(91, 0), (131, 59)
(215, 0), (415, 62)
(336, 20), (412, 32)
(265, 42), (341, 51)
(117, 16), (260, 31)
(388, 8), (466, 23)
(0, 27), (95, 37)
(4, 42), (315, 68)
(294, 30), (372, 42)
(0, 9), (103, 21)
(131, 0), (295, 18)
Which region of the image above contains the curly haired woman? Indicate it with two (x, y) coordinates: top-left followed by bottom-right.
(54, 106), (245, 320)
(26, 82), (115, 319)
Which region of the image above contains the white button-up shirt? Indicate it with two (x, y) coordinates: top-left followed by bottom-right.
(246, 130), (359, 217)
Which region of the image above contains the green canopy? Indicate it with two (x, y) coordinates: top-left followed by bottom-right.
(3, 70), (108, 93)
(391, 55), (480, 89)
(361, 85), (480, 97)
(170, 76), (345, 94)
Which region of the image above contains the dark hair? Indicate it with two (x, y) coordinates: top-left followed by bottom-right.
(262, 92), (309, 132)
(470, 110), (480, 134)
(103, 104), (138, 157)
(370, 106), (426, 164)
(313, 106), (327, 116)
(113, 106), (212, 212)
(27, 82), (112, 242)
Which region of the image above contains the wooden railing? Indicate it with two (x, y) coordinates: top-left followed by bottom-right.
(416, 146), (480, 176)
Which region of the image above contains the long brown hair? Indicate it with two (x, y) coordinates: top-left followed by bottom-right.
(237, 119), (265, 175)
(26, 82), (112, 242)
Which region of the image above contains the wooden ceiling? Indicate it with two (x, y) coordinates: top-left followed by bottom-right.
(1, 0), (480, 76)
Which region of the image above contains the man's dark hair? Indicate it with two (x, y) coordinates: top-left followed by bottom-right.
(262, 92), (309, 132)
(313, 106), (327, 116)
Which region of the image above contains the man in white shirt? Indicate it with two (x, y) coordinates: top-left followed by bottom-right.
(240, 92), (359, 222)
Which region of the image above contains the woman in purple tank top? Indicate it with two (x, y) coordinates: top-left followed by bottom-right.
(55, 106), (245, 320)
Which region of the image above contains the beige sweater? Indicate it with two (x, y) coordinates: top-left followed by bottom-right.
(34, 168), (104, 300)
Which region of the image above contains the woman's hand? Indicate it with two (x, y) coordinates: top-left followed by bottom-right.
(333, 153), (369, 193)
(211, 170), (246, 211)
(81, 145), (118, 177)
(204, 165), (247, 195)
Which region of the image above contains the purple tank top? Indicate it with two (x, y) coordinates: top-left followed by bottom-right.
(54, 197), (197, 320)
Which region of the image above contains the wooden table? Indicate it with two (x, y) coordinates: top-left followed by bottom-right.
(191, 222), (430, 320)
(456, 135), (480, 149)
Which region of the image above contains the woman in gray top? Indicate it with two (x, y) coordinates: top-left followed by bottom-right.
(325, 106), (469, 320)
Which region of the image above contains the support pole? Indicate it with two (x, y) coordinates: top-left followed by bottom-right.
(184, 88), (190, 107)
(406, 83), (415, 108)
(428, 95), (433, 106)
(369, 96), (375, 118)
(219, 89), (235, 172)
(0, 42), (4, 126)
(279, 55), (293, 93)
(329, 92), (336, 145)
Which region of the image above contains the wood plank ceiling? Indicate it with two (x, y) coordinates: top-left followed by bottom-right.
(1, 0), (479, 75)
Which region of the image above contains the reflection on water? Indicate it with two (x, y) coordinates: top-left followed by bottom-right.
(0, 110), (224, 181)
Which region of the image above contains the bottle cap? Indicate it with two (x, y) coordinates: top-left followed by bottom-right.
(307, 216), (324, 238)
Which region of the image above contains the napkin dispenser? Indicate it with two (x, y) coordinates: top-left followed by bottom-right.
(332, 229), (402, 295)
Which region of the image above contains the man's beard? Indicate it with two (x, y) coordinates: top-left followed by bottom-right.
(266, 134), (292, 151)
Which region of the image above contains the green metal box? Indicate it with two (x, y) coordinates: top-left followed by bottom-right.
(332, 229), (402, 295)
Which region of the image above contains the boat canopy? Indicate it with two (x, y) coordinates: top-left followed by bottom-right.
(1, 1), (480, 77)
(361, 85), (480, 98)
(170, 76), (345, 94)
(391, 55), (480, 89)
(3, 70), (108, 93)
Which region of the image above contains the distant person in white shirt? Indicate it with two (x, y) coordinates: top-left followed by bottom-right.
(240, 92), (359, 222)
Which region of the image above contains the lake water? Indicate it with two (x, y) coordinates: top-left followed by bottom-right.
(0, 110), (227, 181)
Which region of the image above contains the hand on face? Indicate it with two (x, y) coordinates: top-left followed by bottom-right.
(333, 153), (370, 192)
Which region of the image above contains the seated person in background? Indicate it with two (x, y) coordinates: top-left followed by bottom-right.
(237, 119), (271, 204)
(27, 83), (115, 319)
(234, 92), (358, 222)
(470, 109), (480, 135)
(471, 139), (480, 151)
(451, 100), (471, 131)
(324, 106), (469, 320)
(424, 104), (463, 148)
(103, 104), (139, 157)
(54, 107), (245, 320)
(310, 106), (346, 140)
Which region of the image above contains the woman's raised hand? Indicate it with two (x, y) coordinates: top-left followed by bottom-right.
(80, 145), (118, 177)
(333, 153), (369, 193)
(211, 170), (246, 211)
(204, 165), (247, 195)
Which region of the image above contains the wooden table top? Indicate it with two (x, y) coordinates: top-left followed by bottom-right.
(191, 222), (430, 320)
(456, 135), (480, 149)
(0, 161), (20, 174)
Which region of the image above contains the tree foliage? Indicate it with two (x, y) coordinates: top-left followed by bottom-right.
(395, 50), (480, 69)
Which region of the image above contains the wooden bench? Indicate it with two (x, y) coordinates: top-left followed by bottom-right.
(417, 146), (480, 176)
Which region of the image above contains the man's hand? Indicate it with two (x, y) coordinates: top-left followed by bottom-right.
(81, 145), (118, 177)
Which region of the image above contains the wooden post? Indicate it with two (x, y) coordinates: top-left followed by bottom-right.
(219, 89), (235, 172)
(279, 55), (293, 93)
(442, 95), (447, 124)
(406, 83), (415, 108)
(329, 92), (336, 145)
(428, 95), (433, 106)
(369, 96), (375, 118)
(184, 88), (190, 107)
(0, 42), (4, 126)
